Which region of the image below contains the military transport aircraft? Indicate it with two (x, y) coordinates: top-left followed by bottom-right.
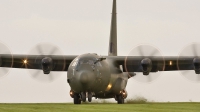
(0, 0), (200, 104)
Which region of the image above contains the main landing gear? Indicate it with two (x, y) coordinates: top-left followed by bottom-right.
(74, 93), (81, 104)
(115, 90), (127, 104)
(116, 94), (125, 104)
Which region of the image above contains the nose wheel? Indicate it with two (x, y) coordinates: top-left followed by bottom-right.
(81, 92), (86, 102)
(73, 92), (93, 103)
(88, 92), (92, 102)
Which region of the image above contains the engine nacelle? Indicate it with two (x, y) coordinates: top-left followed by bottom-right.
(41, 57), (53, 74)
(193, 58), (200, 74)
(141, 58), (152, 75)
(0, 57), (2, 67)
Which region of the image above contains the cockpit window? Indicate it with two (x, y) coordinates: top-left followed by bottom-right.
(72, 57), (102, 69)
(72, 61), (77, 66)
(72, 58), (79, 67)
(96, 62), (102, 67)
(80, 59), (94, 65)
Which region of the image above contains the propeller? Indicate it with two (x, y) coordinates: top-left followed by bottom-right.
(0, 42), (12, 78)
(27, 42), (65, 83)
(125, 44), (164, 83)
(178, 43), (200, 82)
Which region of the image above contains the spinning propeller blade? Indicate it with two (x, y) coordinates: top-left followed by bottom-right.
(27, 42), (65, 83)
(0, 42), (12, 78)
(178, 43), (200, 82)
(125, 44), (164, 83)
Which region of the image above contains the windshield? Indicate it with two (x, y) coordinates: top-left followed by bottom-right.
(79, 59), (94, 65)
(72, 57), (102, 70)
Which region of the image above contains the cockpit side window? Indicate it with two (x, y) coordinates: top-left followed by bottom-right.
(72, 58), (79, 67)
(72, 61), (77, 66)
(96, 62), (102, 67)
(88, 60), (94, 65)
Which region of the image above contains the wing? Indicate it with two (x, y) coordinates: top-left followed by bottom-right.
(1, 55), (198, 74)
(106, 56), (198, 74)
(0, 54), (77, 71)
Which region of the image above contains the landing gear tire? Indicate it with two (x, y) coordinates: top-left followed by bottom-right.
(88, 92), (92, 102)
(74, 93), (81, 104)
(81, 92), (86, 102)
(116, 95), (124, 104)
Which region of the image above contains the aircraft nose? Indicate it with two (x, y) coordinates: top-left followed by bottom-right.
(80, 71), (94, 84)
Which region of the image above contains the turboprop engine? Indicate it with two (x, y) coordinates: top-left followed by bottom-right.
(141, 58), (152, 75)
(193, 57), (200, 74)
(41, 57), (53, 74)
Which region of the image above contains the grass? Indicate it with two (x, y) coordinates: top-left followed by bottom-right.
(126, 96), (148, 104)
(82, 99), (112, 104)
(0, 103), (200, 112)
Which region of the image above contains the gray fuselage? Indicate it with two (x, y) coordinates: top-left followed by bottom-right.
(67, 53), (128, 99)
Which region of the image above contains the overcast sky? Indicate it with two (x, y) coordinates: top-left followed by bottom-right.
(0, 0), (200, 103)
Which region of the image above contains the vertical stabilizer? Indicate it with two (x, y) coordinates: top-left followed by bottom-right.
(108, 0), (117, 56)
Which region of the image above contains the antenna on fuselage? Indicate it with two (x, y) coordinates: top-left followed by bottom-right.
(108, 0), (117, 56)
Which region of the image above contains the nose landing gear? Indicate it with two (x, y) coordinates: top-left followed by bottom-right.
(116, 94), (125, 104)
(71, 91), (93, 104)
(81, 92), (93, 102)
(81, 92), (86, 102)
(88, 92), (92, 102)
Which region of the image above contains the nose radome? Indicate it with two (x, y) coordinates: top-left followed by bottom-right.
(80, 71), (94, 84)
(80, 71), (89, 84)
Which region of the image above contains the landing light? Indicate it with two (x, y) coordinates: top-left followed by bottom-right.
(23, 59), (28, 64)
(69, 90), (74, 98)
(105, 83), (112, 91)
(169, 61), (172, 66)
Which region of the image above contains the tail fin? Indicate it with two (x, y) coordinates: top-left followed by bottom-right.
(108, 0), (117, 56)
